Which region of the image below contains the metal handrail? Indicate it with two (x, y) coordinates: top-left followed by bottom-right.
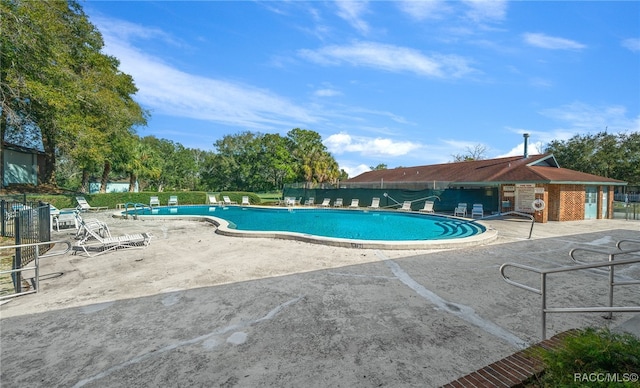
(500, 252), (640, 340)
(465, 211), (535, 239)
(0, 240), (72, 300)
(122, 202), (150, 219)
(617, 239), (640, 250)
(381, 193), (440, 209)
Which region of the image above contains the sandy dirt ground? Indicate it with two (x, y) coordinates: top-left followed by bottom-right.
(1, 212), (639, 387)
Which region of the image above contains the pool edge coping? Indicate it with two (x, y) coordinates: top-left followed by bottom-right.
(114, 206), (498, 250)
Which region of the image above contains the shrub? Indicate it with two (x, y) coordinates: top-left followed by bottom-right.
(529, 328), (640, 387)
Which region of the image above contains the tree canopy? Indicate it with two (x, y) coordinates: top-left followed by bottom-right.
(544, 131), (639, 186)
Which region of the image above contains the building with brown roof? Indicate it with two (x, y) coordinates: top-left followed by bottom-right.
(346, 153), (626, 223)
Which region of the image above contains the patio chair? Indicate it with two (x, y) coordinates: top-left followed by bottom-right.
(73, 225), (152, 257)
(368, 197), (380, 209)
(333, 198), (344, 207)
(76, 196), (107, 212)
(168, 195), (178, 206)
(319, 198), (331, 207)
(304, 197), (315, 206)
(471, 204), (484, 218)
(419, 201), (435, 213)
(400, 201), (412, 211)
(74, 212), (110, 240)
(241, 196), (250, 206)
(208, 194), (219, 205)
(150, 196), (160, 207)
(454, 203), (467, 217)
(223, 196), (237, 205)
(349, 199), (359, 208)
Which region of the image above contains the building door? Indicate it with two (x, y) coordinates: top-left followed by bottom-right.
(585, 186), (597, 219)
(601, 186), (608, 219)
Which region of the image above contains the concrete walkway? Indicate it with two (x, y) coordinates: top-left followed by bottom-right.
(1, 214), (638, 387)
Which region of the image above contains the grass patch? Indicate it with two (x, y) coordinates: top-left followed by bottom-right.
(526, 328), (640, 387)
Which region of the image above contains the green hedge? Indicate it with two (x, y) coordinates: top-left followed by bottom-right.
(15, 191), (263, 210)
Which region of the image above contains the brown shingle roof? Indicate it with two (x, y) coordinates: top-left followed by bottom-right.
(347, 154), (626, 185)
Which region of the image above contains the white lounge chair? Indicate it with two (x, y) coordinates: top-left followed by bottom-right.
(471, 204), (484, 218)
(208, 195), (219, 205)
(400, 201), (412, 211)
(241, 196), (250, 206)
(74, 225), (152, 257)
(333, 198), (344, 207)
(349, 199), (359, 208)
(150, 196), (160, 207)
(454, 203), (467, 217)
(223, 196), (237, 205)
(74, 212), (110, 240)
(304, 197), (315, 206)
(319, 198), (331, 207)
(76, 196), (107, 212)
(419, 201), (435, 213)
(368, 197), (380, 209)
(168, 195), (178, 206)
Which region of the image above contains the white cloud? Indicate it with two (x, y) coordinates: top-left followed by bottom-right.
(335, 1), (370, 35)
(462, 0), (508, 22)
(523, 33), (586, 50)
(397, 0), (451, 21)
(93, 17), (318, 130)
(314, 88), (342, 97)
(325, 132), (422, 157)
(540, 102), (638, 132)
(340, 163), (371, 179)
(299, 41), (475, 78)
(622, 38), (640, 52)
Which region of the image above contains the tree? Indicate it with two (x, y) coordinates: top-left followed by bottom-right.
(370, 163), (388, 170)
(1, 0), (146, 188)
(451, 144), (488, 162)
(545, 131), (640, 185)
(287, 128), (340, 187)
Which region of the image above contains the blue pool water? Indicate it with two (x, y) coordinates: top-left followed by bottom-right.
(137, 206), (485, 241)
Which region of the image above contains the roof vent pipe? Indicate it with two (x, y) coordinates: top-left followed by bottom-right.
(523, 133), (530, 158)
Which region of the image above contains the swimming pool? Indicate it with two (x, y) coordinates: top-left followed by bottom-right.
(130, 205), (495, 249)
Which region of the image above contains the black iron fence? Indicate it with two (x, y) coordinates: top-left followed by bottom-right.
(0, 200), (52, 293)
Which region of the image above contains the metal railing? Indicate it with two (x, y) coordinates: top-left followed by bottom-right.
(469, 211), (535, 239)
(122, 202), (151, 219)
(500, 246), (640, 340)
(0, 240), (72, 300)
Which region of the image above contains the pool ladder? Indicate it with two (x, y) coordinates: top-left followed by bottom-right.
(122, 202), (150, 219)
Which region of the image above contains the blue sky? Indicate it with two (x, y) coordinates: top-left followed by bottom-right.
(84, 1), (640, 178)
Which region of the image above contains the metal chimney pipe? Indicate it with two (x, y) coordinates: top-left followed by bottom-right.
(523, 133), (530, 158)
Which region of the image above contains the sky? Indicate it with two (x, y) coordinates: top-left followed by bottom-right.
(83, 0), (640, 178)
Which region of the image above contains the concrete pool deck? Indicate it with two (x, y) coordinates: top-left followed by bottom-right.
(1, 213), (639, 387)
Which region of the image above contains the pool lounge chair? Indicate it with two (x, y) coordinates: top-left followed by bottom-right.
(454, 203), (467, 217)
(319, 198), (331, 207)
(208, 195), (219, 205)
(150, 196), (160, 207)
(76, 196), (107, 212)
(223, 196), (237, 205)
(74, 225), (152, 257)
(304, 197), (315, 206)
(74, 212), (111, 240)
(241, 196), (250, 206)
(349, 199), (359, 208)
(168, 195), (178, 206)
(333, 198), (344, 207)
(400, 201), (412, 211)
(368, 197), (380, 209)
(471, 204), (484, 218)
(419, 201), (435, 213)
